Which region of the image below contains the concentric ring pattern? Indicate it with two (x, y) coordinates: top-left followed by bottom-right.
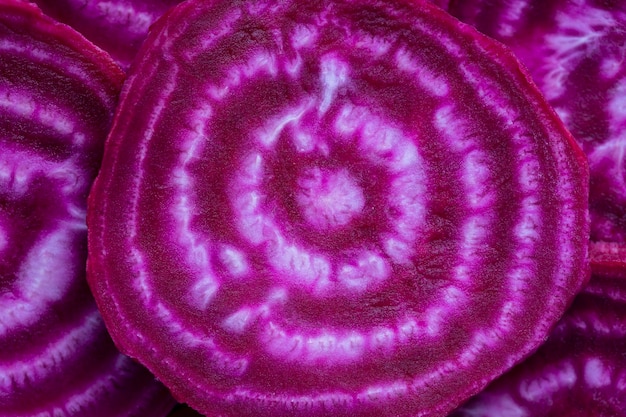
(446, 0), (626, 242)
(33, 0), (183, 70)
(88, 0), (589, 416)
(0, 1), (174, 416)
(452, 253), (626, 417)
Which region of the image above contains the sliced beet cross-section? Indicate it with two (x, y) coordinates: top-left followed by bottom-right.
(451, 243), (626, 417)
(445, 0), (626, 242)
(87, 0), (590, 416)
(0, 1), (174, 416)
(33, 0), (183, 70)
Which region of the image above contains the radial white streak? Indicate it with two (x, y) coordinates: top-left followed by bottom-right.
(0, 225), (82, 337)
(319, 54), (349, 114)
(219, 244), (249, 278)
(256, 101), (311, 148)
(222, 287), (287, 334)
(0, 310), (102, 393)
(208, 51), (278, 100)
(541, 4), (614, 100)
(291, 24), (318, 49)
(262, 322), (365, 364)
(395, 48), (449, 97)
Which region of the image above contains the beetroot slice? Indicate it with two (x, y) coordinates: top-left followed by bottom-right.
(32, 0), (183, 69)
(450, 244), (626, 417)
(446, 0), (626, 242)
(87, 0), (589, 416)
(0, 1), (175, 416)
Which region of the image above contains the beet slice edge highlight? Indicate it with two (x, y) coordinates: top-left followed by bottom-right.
(445, 0), (626, 242)
(450, 243), (626, 417)
(31, 0), (183, 70)
(0, 1), (175, 415)
(87, 0), (590, 416)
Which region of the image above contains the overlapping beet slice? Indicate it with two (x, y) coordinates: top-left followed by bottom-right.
(445, 0), (626, 242)
(87, 0), (589, 416)
(32, 0), (183, 69)
(0, 1), (175, 415)
(450, 244), (626, 416)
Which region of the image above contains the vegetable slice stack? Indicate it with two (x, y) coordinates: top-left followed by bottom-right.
(0, 1), (175, 416)
(32, 0), (183, 69)
(445, 0), (626, 242)
(451, 243), (626, 416)
(87, 0), (589, 416)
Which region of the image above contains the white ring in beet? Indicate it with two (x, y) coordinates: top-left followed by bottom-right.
(452, 245), (626, 416)
(87, 0), (589, 416)
(445, 0), (626, 242)
(0, 1), (174, 416)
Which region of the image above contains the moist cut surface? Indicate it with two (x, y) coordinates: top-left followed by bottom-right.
(87, 0), (590, 416)
(451, 243), (626, 417)
(0, 1), (174, 416)
(446, 0), (626, 242)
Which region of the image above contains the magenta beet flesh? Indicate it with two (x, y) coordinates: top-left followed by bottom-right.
(446, 0), (626, 242)
(451, 244), (626, 417)
(87, 0), (590, 416)
(0, 1), (174, 415)
(32, 0), (183, 69)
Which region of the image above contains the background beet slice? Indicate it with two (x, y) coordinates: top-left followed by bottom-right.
(31, 0), (183, 69)
(445, 0), (626, 242)
(0, 1), (175, 415)
(87, 0), (589, 416)
(450, 244), (626, 416)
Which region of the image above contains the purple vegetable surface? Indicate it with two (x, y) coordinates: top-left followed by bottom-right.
(87, 0), (590, 416)
(0, 1), (175, 415)
(450, 242), (626, 416)
(31, 0), (183, 69)
(445, 0), (626, 242)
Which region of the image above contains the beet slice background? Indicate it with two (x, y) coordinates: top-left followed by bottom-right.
(450, 245), (626, 416)
(87, 0), (589, 416)
(31, 0), (183, 70)
(0, 1), (175, 415)
(445, 0), (626, 242)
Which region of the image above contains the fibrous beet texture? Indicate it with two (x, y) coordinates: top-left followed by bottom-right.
(0, 1), (175, 416)
(32, 0), (183, 69)
(446, 0), (626, 242)
(451, 244), (626, 417)
(87, 0), (590, 416)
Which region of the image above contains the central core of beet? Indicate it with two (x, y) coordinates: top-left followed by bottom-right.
(296, 167), (364, 230)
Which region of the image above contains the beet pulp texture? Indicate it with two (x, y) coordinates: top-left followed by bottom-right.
(32, 0), (183, 70)
(87, 0), (590, 416)
(445, 0), (626, 243)
(451, 243), (626, 417)
(0, 1), (175, 416)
